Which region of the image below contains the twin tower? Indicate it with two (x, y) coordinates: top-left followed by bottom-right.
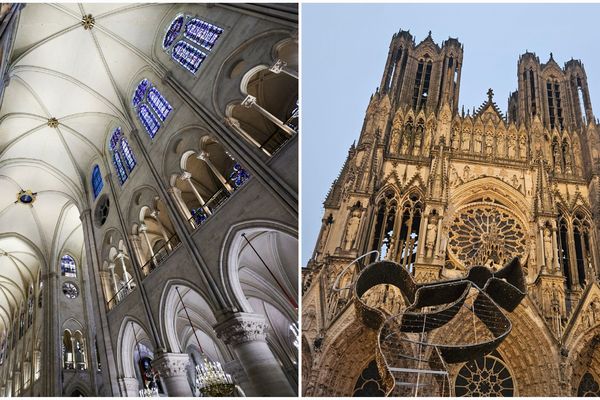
(379, 29), (594, 129)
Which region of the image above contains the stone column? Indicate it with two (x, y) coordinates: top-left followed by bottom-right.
(129, 234), (147, 274)
(107, 263), (119, 301)
(214, 313), (295, 396)
(224, 117), (272, 156)
(150, 210), (173, 250)
(117, 376), (139, 397)
(241, 95), (295, 136)
(152, 352), (192, 397)
(197, 150), (233, 193)
(167, 186), (194, 225)
(180, 171), (212, 215)
(116, 252), (132, 291)
(269, 58), (298, 79)
(138, 223), (156, 267)
(552, 225), (561, 273)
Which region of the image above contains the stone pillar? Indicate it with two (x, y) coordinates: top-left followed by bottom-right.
(552, 225), (561, 273)
(150, 210), (173, 250)
(117, 376), (139, 397)
(197, 150), (233, 193)
(214, 313), (295, 396)
(152, 352), (192, 397)
(107, 263), (119, 300)
(241, 95), (295, 136)
(138, 223), (156, 266)
(180, 171), (212, 215)
(167, 186), (194, 225)
(116, 252), (132, 290)
(224, 117), (272, 156)
(129, 234), (147, 274)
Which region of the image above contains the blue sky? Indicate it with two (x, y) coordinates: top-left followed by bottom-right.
(301, 3), (600, 264)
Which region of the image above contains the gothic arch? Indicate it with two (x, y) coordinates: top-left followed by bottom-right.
(220, 219), (297, 314)
(158, 280), (225, 357)
(115, 317), (155, 380)
(212, 29), (296, 115)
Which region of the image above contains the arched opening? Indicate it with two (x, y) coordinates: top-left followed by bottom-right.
(175, 137), (250, 229)
(230, 67), (298, 155)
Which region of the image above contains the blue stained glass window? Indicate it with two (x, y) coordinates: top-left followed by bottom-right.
(138, 104), (160, 138)
(121, 138), (137, 172)
(184, 18), (223, 50)
(172, 41), (207, 74)
(61, 255), (77, 277)
(112, 152), (128, 185)
(109, 127), (122, 151)
(91, 165), (103, 199)
(230, 163), (250, 189)
(163, 15), (184, 49)
(148, 87), (172, 121)
(132, 79), (150, 107)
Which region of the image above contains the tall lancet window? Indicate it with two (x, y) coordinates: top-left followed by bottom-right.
(547, 80), (563, 130)
(529, 69), (537, 116)
(162, 14), (223, 74)
(558, 213), (572, 289)
(132, 79), (172, 139)
(412, 59), (432, 110)
(91, 164), (103, 199)
(109, 128), (136, 185)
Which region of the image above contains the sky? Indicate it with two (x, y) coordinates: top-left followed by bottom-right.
(301, 3), (600, 265)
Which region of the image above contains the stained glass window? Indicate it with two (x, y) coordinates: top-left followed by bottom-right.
(132, 79), (150, 107)
(121, 138), (137, 171)
(172, 41), (207, 74)
(61, 255), (77, 277)
(109, 127), (122, 151)
(91, 165), (103, 199)
(184, 18), (223, 50)
(163, 15), (184, 49)
(147, 87), (172, 121)
(113, 152), (128, 185)
(163, 14), (223, 75)
(138, 105), (160, 138)
(132, 79), (172, 139)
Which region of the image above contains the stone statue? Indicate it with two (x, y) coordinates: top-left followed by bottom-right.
(449, 166), (459, 187)
(544, 229), (553, 270)
(343, 210), (361, 250)
(474, 130), (482, 153)
(519, 135), (527, 159)
(507, 135), (516, 159)
(461, 131), (471, 151)
(425, 221), (437, 258)
(485, 135), (494, 156)
(390, 127), (400, 153)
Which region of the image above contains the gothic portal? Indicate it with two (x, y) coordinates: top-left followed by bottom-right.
(0, 3), (298, 397)
(302, 29), (600, 396)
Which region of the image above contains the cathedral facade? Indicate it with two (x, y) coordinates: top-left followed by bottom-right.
(302, 30), (600, 396)
(0, 3), (297, 397)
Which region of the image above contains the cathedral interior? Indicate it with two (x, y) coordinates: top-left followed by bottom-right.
(0, 3), (298, 397)
(302, 29), (600, 397)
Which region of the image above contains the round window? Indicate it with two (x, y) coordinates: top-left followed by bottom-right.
(62, 282), (79, 299)
(94, 194), (110, 227)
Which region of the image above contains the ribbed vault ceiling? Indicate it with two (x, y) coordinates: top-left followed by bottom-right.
(0, 3), (173, 331)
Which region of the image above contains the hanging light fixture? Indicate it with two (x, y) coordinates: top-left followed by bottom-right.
(175, 287), (236, 397)
(132, 322), (160, 398)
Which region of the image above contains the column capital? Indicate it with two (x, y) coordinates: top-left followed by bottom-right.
(269, 59), (287, 74)
(241, 95), (257, 108)
(197, 150), (210, 161)
(214, 313), (267, 345)
(79, 209), (92, 222)
(138, 223), (148, 233)
(180, 170), (192, 180)
(152, 352), (189, 379)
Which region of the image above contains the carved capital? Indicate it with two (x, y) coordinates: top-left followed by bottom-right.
(269, 59), (287, 74)
(214, 313), (267, 345)
(241, 95), (257, 108)
(152, 352), (190, 378)
(197, 150), (210, 161)
(180, 170), (192, 180)
(224, 117), (241, 129)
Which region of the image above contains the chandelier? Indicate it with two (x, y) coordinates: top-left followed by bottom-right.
(175, 286), (238, 397)
(138, 387), (159, 398)
(195, 359), (235, 397)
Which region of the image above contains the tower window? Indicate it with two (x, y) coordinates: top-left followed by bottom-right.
(163, 14), (223, 74)
(529, 69), (536, 116)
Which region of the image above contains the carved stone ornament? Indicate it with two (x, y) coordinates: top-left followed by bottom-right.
(215, 313), (268, 345)
(152, 352), (190, 378)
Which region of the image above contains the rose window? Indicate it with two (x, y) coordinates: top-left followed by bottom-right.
(455, 354), (514, 397)
(447, 203), (527, 269)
